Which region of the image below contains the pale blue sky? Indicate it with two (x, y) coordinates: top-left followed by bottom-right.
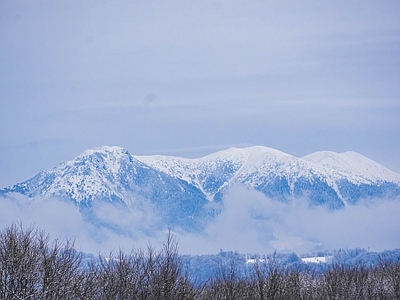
(1, 0), (400, 187)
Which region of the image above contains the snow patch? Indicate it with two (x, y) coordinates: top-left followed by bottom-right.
(301, 256), (332, 264)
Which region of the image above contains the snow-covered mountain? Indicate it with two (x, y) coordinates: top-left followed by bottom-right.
(1, 145), (400, 231)
(0, 146), (210, 230)
(137, 146), (400, 208)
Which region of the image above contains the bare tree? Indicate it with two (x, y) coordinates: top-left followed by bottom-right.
(0, 224), (84, 300)
(3, 223), (400, 300)
(38, 234), (83, 299)
(376, 254), (400, 299)
(149, 230), (196, 300)
(0, 224), (40, 299)
(247, 252), (291, 300)
(95, 229), (196, 300)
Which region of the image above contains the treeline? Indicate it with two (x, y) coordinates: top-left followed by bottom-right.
(1, 224), (399, 299)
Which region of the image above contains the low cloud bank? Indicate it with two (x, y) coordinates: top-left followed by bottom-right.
(1, 187), (399, 255)
(178, 186), (400, 254)
(0, 194), (165, 253)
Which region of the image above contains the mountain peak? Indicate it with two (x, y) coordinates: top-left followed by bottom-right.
(302, 151), (400, 184)
(216, 145), (292, 158)
(79, 145), (129, 158)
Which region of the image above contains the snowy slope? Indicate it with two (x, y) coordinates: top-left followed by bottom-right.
(301, 150), (400, 205)
(302, 151), (400, 184)
(137, 146), (400, 208)
(0, 146), (210, 230)
(2, 145), (400, 213)
(136, 147), (249, 201)
(3, 146), (149, 203)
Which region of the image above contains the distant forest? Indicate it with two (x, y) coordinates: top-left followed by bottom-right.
(1, 224), (399, 299)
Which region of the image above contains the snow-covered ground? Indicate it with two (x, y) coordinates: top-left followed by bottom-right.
(301, 256), (333, 264)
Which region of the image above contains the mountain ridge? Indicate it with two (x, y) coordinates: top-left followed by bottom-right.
(1, 145), (400, 231)
(137, 146), (400, 204)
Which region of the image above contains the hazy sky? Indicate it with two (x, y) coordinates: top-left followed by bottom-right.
(1, 0), (400, 187)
